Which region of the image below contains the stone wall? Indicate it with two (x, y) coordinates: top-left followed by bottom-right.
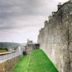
(38, 1), (72, 72)
(0, 57), (19, 72)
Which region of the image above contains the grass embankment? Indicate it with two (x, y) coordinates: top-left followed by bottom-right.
(0, 50), (7, 53)
(12, 49), (58, 72)
(0, 48), (8, 53)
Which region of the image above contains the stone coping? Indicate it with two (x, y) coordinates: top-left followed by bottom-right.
(0, 52), (12, 55)
(0, 50), (22, 63)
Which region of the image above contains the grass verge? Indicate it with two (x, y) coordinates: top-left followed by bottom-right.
(12, 49), (58, 72)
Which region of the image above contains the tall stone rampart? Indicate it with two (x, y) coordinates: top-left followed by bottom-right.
(38, 1), (72, 72)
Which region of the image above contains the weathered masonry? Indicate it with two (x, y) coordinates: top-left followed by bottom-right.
(0, 47), (22, 72)
(38, 0), (72, 72)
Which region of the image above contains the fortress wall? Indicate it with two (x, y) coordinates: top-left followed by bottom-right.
(38, 1), (72, 72)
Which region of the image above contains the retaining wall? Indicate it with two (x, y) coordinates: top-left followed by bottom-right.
(0, 57), (19, 72)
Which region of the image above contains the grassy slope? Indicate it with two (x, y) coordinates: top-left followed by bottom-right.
(13, 49), (58, 72)
(0, 50), (7, 53)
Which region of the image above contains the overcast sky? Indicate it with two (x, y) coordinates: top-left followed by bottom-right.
(0, 0), (69, 43)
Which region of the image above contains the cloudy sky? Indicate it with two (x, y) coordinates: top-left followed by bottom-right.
(0, 0), (69, 43)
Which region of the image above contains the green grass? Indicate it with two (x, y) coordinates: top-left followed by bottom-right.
(12, 49), (58, 72)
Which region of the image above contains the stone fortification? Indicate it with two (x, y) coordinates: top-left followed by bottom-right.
(38, 1), (72, 72)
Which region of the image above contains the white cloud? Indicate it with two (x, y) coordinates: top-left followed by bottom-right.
(54, 0), (69, 2)
(0, 0), (69, 43)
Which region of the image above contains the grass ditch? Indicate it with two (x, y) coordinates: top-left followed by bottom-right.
(12, 49), (58, 72)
